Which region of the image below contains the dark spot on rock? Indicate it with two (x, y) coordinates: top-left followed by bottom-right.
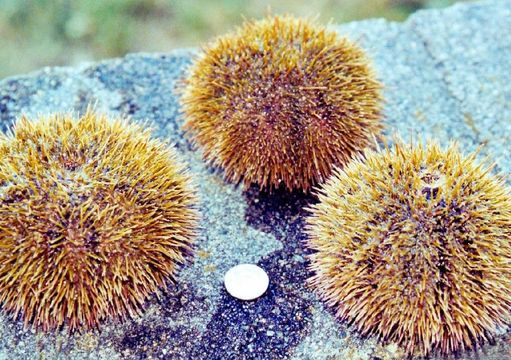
(158, 282), (208, 319)
(0, 95), (13, 114)
(119, 323), (200, 360)
(115, 100), (140, 115)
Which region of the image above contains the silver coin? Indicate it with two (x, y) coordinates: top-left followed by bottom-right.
(224, 264), (269, 300)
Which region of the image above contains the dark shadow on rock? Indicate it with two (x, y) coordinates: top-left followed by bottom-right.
(243, 185), (316, 236)
(186, 186), (319, 359)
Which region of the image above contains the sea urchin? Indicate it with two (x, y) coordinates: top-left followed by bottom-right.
(182, 15), (382, 191)
(306, 142), (511, 356)
(0, 111), (198, 331)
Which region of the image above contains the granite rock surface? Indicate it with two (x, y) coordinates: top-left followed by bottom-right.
(0, 1), (510, 359)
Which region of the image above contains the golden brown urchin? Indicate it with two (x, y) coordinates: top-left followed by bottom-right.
(0, 111), (198, 331)
(182, 15), (382, 192)
(306, 141), (511, 357)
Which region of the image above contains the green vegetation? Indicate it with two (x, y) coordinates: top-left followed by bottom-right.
(0, 0), (466, 78)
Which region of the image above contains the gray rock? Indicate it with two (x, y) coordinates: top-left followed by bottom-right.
(0, 1), (510, 359)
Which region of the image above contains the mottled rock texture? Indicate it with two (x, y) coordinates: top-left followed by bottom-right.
(0, 0), (510, 359)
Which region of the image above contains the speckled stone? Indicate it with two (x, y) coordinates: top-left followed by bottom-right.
(0, 1), (510, 359)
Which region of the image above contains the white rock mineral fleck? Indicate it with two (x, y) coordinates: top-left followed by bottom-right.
(224, 264), (269, 300)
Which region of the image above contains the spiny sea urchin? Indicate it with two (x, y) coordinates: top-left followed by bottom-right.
(182, 15), (382, 192)
(306, 141), (511, 357)
(0, 111), (198, 331)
